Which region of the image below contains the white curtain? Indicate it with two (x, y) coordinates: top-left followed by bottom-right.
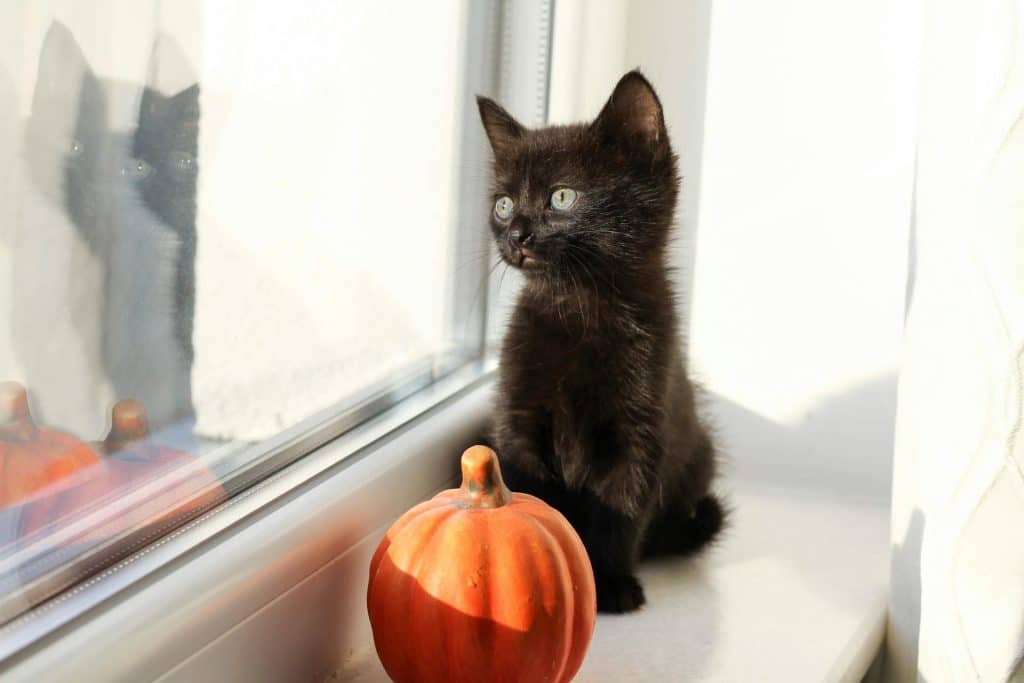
(888, 0), (1024, 680)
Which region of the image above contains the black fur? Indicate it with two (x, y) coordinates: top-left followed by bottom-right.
(479, 71), (724, 613)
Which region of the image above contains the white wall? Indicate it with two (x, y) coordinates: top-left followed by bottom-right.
(551, 0), (921, 503)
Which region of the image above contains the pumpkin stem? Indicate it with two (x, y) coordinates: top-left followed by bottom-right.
(0, 381), (37, 440)
(458, 446), (512, 509)
(105, 399), (149, 451)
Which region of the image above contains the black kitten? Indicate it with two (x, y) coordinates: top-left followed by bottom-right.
(479, 71), (724, 613)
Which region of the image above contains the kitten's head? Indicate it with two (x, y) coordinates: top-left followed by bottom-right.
(134, 83), (200, 236)
(25, 22), (200, 241)
(478, 70), (678, 283)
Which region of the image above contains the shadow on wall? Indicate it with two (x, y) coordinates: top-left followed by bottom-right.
(699, 374), (901, 636)
(13, 21), (200, 435)
(704, 373), (898, 507)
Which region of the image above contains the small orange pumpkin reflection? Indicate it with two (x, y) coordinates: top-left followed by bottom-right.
(0, 381), (100, 508)
(16, 398), (224, 544)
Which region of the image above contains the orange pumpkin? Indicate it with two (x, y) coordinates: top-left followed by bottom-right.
(367, 446), (596, 683)
(0, 381), (100, 507)
(16, 399), (224, 543)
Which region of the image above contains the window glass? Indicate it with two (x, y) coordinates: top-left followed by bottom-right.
(0, 0), (495, 623)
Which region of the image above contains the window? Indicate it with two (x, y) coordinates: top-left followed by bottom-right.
(0, 0), (550, 632)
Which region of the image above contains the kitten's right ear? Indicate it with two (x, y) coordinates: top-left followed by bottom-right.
(33, 22), (94, 109)
(477, 96), (524, 157)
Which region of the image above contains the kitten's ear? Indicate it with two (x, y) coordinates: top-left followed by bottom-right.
(170, 83), (201, 103)
(145, 33), (198, 97)
(477, 96), (525, 157)
(139, 84), (200, 139)
(138, 87), (167, 129)
(592, 70), (667, 157)
(33, 22), (95, 111)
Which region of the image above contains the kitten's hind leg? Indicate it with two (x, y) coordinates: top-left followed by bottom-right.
(642, 493), (727, 558)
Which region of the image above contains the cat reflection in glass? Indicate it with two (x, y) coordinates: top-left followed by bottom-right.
(16, 22), (199, 434)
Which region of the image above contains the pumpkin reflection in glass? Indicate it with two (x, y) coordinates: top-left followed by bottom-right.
(16, 398), (224, 544)
(0, 381), (100, 508)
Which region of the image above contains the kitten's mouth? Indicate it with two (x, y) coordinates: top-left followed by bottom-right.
(515, 247), (543, 270)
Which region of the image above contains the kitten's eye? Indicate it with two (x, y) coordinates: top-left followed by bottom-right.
(126, 158), (154, 179)
(550, 188), (577, 211)
(494, 195), (514, 220)
(68, 139), (84, 158)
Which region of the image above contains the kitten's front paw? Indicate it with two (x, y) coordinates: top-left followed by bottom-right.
(595, 573), (646, 613)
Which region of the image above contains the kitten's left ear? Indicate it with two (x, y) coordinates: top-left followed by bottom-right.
(477, 96), (525, 158)
(592, 70), (668, 157)
(139, 84), (199, 126)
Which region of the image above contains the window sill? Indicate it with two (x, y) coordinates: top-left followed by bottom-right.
(2, 371), (889, 682)
(575, 481), (888, 682)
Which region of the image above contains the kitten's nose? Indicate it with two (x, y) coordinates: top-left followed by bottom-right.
(510, 225), (534, 245)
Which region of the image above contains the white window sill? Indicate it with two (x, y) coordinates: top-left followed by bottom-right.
(575, 482), (888, 682)
(1, 373), (889, 682)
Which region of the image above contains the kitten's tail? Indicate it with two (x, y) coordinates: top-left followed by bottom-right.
(643, 493), (727, 558)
